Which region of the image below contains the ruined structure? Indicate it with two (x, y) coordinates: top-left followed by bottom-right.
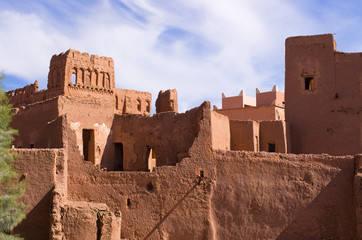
(5, 34), (362, 239)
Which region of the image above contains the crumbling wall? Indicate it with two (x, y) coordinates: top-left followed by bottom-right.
(111, 102), (208, 171)
(10, 149), (64, 240)
(65, 102), (215, 239)
(11, 97), (63, 148)
(114, 88), (152, 115)
(155, 89), (178, 113)
(211, 151), (356, 239)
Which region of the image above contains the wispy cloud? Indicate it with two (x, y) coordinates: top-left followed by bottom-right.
(1, 0), (362, 111)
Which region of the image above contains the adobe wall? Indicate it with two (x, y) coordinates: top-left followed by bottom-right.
(10, 149), (65, 240)
(229, 120), (259, 151)
(65, 101), (215, 239)
(210, 111), (230, 151)
(285, 34), (362, 155)
(211, 151), (356, 239)
(114, 88), (152, 115)
(259, 120), (287, 153)
(155, 89), (178, 113)
(256, 90), (284, 107)
(111, 102), (209, 171)
(216, 105), (284, 121)
(11, 97), (63, 148)
(48, 49), (115, 92)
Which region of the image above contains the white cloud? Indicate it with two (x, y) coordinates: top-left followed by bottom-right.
(1, 0), (362, 111)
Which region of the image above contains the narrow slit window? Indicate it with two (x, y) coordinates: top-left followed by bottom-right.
(305, 77), (315, 91)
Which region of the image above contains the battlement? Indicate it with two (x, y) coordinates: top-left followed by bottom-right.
(48, 49), (115, 92)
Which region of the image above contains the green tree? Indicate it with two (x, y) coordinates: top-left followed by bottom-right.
(0, 74), (26, 240)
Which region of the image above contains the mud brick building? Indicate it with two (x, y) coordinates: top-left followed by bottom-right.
(6, 34), (362, 239)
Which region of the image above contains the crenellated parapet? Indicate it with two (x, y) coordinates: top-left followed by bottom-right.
(48, 49), (115, 93)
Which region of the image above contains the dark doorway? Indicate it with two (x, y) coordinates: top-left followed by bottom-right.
(114, 143), (124, 171)
(83, 129), (95, 162)
(268, 143), (276, 152)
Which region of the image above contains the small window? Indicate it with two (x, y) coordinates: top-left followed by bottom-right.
(268, 143), (276, 152)
(115, 95), (119, 110)
(71, 73), (77, 85)
(30, 144), (35, 148)
(305, 77), (315, 91)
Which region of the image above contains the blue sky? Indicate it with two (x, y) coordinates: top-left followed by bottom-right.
(1, 0), (362, 112)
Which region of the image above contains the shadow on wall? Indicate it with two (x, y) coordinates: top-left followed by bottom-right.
(100, 104), (205, 172)
(13, 189), (53, 240)
(276, 168), (354, 239)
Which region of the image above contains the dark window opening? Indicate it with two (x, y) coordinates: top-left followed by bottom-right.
(147, 182), (154, 192)
(305, 77), (315, 90)
(114, 142), (124, 171)
(83, 129), (95, 163)
(115, 95), (119, 110)
(30, 144), (35, 148)
(126, 198), (131, 208)
(268, 143), (276, 152)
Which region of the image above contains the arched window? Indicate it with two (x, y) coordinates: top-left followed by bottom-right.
(80, 69), (84, 84)
(71, 68), (77, 85)
(105, 73), (110, 89)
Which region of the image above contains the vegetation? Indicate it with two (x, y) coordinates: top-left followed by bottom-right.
(0, 74), (26, 240)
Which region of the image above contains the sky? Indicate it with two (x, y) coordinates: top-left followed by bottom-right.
(1, 0), (362, 112)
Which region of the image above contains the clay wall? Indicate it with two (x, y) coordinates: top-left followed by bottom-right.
(211, 151), (357, 239)
(11, 97), (63, 148)
(259, 120), (287, 153)
(222, 90), (256, 109)
(285, 34), (362, 155)
(229, 120), (259, 151)
(210, 111), (230, 151)
(49, 49), (115, 91)
(65, 101), (214, 239)
(155, 89), (178, 113)
(110, 102), (208, 171)
(10, 149), (64, 240)
(256, 88), (285, 107)
(217, 105), (284, 121)
(114, 88), (152, 115)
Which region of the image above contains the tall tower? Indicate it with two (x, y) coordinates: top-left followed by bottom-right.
(285, 34), (361, 155)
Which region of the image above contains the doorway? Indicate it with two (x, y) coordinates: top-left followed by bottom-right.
(114, 143), (124, 171)
(82, 129), (95, 163)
